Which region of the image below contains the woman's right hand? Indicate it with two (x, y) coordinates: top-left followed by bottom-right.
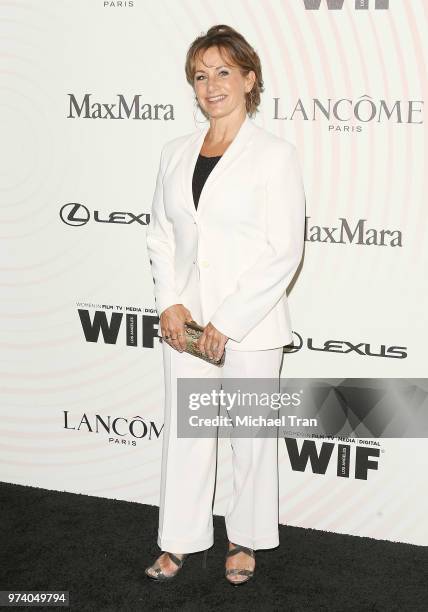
(159, 304), (194, 352)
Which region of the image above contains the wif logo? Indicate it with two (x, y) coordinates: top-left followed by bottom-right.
(285, 437), (380, 480)
(303, 0), (389, 9)
(77, 307), (159, 348)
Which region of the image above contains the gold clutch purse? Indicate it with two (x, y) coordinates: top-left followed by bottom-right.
(183, 320), (226, 367)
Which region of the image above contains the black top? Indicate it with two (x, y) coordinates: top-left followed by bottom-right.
(192, 154), (222, 210)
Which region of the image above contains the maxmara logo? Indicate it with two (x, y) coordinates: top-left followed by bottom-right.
(274, 95), (423, 125)
(67, 94), (174, 120)
(303, 0), (389, 9)
(305, 217), (402, 247)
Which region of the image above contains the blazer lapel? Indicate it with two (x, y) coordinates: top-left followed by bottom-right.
(180, 114), (257, 219)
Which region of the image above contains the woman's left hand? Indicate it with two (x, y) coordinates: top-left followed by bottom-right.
(196, 322), (228, 361)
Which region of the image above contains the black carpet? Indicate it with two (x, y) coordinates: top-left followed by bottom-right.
(1, 481), (427, 611)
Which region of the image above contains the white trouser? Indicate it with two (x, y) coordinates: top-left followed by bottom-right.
(157, 340), (283, 553)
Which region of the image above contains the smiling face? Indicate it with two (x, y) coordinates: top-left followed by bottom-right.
(193, 45), (255, 119)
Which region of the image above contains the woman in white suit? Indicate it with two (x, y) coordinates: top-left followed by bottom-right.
(145, 25), (305, 585)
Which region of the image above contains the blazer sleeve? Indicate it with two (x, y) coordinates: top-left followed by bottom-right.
(209, 143), (306, 343)
(146, 145), (181, 317)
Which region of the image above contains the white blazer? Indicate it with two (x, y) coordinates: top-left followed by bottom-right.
(146, 114), (306, 351)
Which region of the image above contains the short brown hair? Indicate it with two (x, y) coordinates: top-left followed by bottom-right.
(185, 24), (264, 118)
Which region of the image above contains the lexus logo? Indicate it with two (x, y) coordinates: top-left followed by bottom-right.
(284, 332), (406, 359)
(60, 203), (90, 226)
(60, 203), (149, 227)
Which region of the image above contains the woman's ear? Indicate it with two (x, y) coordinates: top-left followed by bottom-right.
(246, 70), (256, 93)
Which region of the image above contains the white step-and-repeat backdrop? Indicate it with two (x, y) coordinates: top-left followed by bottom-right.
(1, 0), (427, 546)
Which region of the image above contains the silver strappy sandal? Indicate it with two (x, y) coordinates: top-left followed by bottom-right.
(145, 549), (208, 581)
(225, 542), (255, 586)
